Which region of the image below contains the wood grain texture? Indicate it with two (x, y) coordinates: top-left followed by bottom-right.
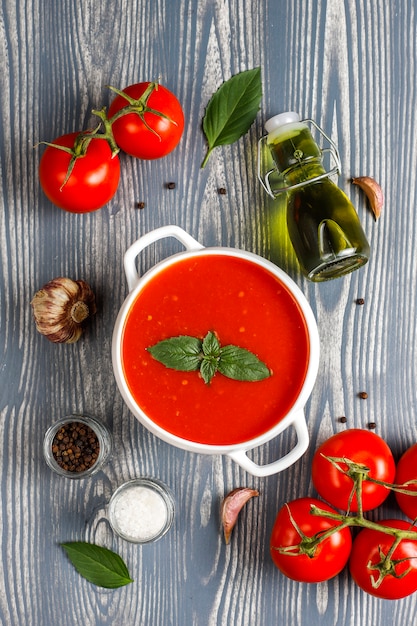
(1, 0), (417, 624)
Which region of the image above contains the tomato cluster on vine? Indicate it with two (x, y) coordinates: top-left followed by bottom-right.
(38, 82), (185, 213)
(270, 429), (417, 599)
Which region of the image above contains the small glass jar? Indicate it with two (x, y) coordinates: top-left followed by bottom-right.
(108, 478), (175, 543)
(43, 414), (112, 478)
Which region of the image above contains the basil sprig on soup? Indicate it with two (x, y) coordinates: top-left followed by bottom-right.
(147, 330), (271, 385)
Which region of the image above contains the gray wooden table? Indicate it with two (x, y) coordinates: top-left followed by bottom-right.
(1, 0), (417, 624)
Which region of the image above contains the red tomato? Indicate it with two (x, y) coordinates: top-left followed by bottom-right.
(349, 519), (417, 599)
(311, 429), (395, 512)
(395, 443), (417, 520)
(270, 497), (352, 583)
(39, 132), (120, 213)
(108, 82), (184, 159)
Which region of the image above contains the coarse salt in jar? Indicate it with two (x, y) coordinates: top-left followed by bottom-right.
(108, 478), (175, 543)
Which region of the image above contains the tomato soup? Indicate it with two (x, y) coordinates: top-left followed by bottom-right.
(121, 254), (310, 446)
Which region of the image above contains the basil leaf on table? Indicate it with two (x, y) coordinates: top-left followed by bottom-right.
(61, 542), (133, 589)
(201, 67), (262, 167)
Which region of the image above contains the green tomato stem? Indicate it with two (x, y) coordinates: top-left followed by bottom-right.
(309, 504), (417, 540)
(90, 107), (120, 157)
(37, 120), (119, 191)
(105, 82), (176, 139)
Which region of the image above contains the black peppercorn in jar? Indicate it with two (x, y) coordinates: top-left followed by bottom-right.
(43, 415), (112, 478)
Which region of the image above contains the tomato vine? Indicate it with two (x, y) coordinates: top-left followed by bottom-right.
(271, 451), (417, 597)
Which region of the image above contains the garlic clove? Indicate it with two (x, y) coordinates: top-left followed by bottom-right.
(221, 487), (259, 544)
(352, 176), (383, 220)
(31, 277), (96, 343)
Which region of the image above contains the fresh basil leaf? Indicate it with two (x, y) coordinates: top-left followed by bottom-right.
(201, 67), (262, 167)
(61, 542), (133, 589)
(218, 345), (271, 381)
(200, 358), (218, 385)
(147, 335), (202, 371)
(202, 331), (220, 357)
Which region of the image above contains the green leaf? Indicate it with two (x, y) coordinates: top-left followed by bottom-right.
(200, 331), (221, 384)
(202, 331), (220, 357)
(218, 345), (271, 381)
(147, 335), (202, 371)
(200, 358), (218, 385)
(61, 542), (133, 589)
(201, 67), (262, 167)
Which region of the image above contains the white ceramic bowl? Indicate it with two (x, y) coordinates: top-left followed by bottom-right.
(112, 226), (319, 477)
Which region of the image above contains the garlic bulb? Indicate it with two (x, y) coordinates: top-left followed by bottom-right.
(31, 277), (96, 343)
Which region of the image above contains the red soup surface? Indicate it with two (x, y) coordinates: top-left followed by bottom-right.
(121, 254), (310, 446)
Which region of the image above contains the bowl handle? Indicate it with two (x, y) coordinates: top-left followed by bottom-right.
(124, 225), (205, 292)
(227, 411), (309, 477)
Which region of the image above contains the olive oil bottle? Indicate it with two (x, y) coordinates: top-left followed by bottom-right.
(261, 112), (370, 282)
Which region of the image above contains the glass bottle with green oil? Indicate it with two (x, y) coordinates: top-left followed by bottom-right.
(260, 112), (370, 282)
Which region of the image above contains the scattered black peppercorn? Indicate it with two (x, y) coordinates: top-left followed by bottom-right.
(356, 298), (365, 305)
(167, 182), (176, 189)
(358, 391), (368, 399)
(51, 421), (100, 473)
(218, 187), (227, 195)
(368, 422), (376, 429)
(136, 201), (146, 209)
(339, 416), (347, 424)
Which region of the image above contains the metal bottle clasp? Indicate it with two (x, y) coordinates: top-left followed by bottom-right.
(257, 119), (342, 199)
